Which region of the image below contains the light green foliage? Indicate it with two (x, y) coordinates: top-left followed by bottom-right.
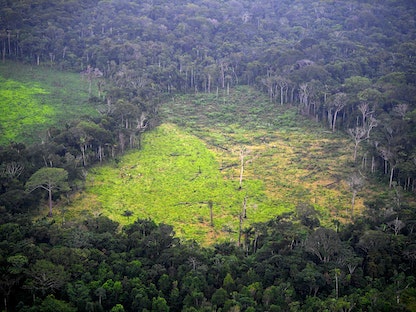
(0, 77), (52, 143)
(110, 304), (126, 312)
(26, 167), (69, 193)
(72, 86), (359, 244)
(0, 62), (98, 144)
(7, 254), (28, 274)
(77, 124), (281, 244)
(162, 87), (359, 223)
(38, 295), (77, 312)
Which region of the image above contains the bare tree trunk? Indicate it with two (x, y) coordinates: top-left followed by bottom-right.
(119, 132), (125, 154)
(253, 232), (259, 253)
(7, 30), (11, 56)
(220, 63), (225, 88)
(362, 153), (367, 170)
(353, 142), (359, 162)
(129, 133), (135, 149)
(371, 156), (376, 173)
(242, 195), (247, 218)
(332, 110), (338, 132)
(238, 213), (243, 247)
(335, 270), (339, 299)
(98, 145), (103, 164)
(351, 190), (357, 215)
(80, 145), (86, 167)
(389, 166), (395, 188)
(290, 87), (295, 103)
(208, 200), (214, 226)
(268, 85), (273, 102)
(48, 189), (53, 217)
(327, 110), (333, 129)
(285, 87), (289, 104)
(239, 149), (245, 189)
(190, 67), (194, 90)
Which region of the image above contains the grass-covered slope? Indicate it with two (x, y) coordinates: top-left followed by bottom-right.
(0, 62), (98, 144)
(70, 123), (279, 245)
(70, 86), (361, 244)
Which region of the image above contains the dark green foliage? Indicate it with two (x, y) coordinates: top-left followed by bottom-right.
(1, 210), (415, 311)
(36, 295), (77, 312)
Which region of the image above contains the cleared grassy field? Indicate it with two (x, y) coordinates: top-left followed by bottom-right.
(0, 62), (98, 144)
(69, 123), (289, 245)
(69, 86), (361, 244)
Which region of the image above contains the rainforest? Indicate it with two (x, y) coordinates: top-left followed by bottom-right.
(1, 0), (416, 311)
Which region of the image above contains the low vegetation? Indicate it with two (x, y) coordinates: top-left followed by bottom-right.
(0, 62), (98, 144)
(68, 87), (365, 244)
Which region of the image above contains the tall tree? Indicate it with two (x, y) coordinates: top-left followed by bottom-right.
(348, 114), (378, 163)
(305, 228), (341, 263)
(24, 260), (69, 301)
(25, 168), (69, 217)
(328, 92), (347, 132)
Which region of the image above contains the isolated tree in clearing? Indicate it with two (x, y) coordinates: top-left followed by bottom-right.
(25, 167), (69, 217)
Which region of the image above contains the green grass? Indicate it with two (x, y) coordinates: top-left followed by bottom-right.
(0, 61), (99, 144)
(164, 87), (363, 223)
(70, 124), (289, 244)
(69, 86), (361, 245)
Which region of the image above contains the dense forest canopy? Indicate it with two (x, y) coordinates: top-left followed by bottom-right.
(1, 0), (416, 311)
(2, 0), (416, 84)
